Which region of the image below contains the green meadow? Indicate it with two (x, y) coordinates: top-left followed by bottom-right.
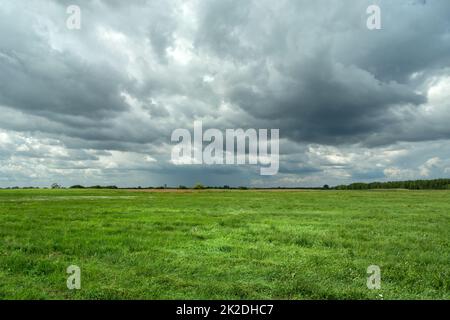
(0, 189), (448, 300)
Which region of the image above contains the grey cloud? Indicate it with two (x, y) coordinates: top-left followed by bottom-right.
(0, 3), (132, 122)
(228, 57), (426, 145)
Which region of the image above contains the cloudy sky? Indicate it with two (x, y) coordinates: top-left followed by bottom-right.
(1, 0), (450, 188)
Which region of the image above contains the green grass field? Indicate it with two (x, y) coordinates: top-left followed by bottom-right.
(0, 189), (448, 300)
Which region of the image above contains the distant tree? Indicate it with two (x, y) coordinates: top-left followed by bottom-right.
(337, 179), (450, 190)
(51, 183), (61, 189)
(87, 185), (118, 189)
(323, 184), (330, 190)
(70, 185), (85, 189)
(194, 183), (205, 189)
(179, 185), (188, 189)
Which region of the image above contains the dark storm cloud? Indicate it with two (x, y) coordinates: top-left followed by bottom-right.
(0, 3), (131, 122)
(342, 1), (450, 83)
(227, 56), (426, 145)
(2, 0), (450, 146)
(0, 50), (129, 119)
(192, 0), (450, 145)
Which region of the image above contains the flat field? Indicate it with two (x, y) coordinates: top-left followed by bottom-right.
(0, 189), (448, 299)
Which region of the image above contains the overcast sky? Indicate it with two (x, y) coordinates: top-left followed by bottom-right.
(1, 0), (450, 188)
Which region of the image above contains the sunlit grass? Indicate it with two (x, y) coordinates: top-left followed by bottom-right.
(0, 189), (448, 299)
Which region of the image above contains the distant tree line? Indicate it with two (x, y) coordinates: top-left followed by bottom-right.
(3, 179), (450, 190)
(69, 185), (118, 189)
(334, 179), (450, 190)
(0, 185), (119, 190)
